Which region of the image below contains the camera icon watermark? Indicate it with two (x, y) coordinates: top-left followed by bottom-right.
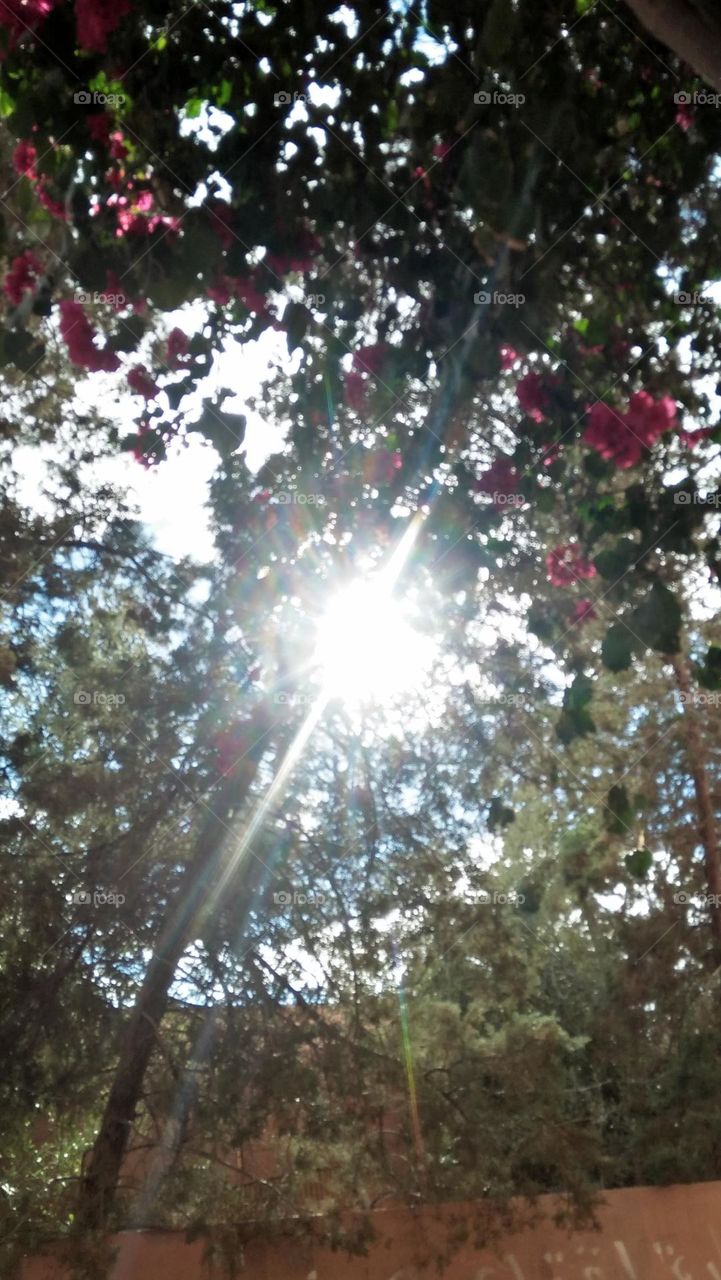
(76, 289), (127, 308)
(71, 889), (126, 906)
(274, 91), (307, 106)
(478, 889), (525, 906)
(474, 90), (525, 107)
(474, 290), (525, 308)
(273, 888), (326, 907)
(673, 291), (713, 306)
(275, 691), (314, 708)
(674, 90), (721, 107)
(74, 89), (126, 107)
(274, 491), (326, 506)
(74, 688), (126, 707)
(673, 492), (720, 506)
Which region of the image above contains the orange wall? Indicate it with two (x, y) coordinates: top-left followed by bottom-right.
(22, 1180), (721, 1279)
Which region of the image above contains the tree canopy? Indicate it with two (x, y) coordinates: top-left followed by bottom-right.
(2, 1), (721, 1277)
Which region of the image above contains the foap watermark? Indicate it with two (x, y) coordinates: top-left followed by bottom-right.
(274, 91), (307, 106)
(673, 291), (714, 306)
(679, 690), (721, 707)
(474, 89), (525, 107)
(484, 492), (524, 507)
(478, 890), (525, 906)
(273, 888), (326, 907)
(474, 290), (525, 308)
(74, 89), (126, 107)
(675, 90), (721, 108)
(74, 688), (126, 707)
(305, 293), (325, 307)
(674, 891), (721, 907)
(76, 289), (127, 308)
(673, 492), (721, 506)
(275, 691), (314, 708)
(274, 491), (326, 506)
(477, 692), (526, 708)
(71, 889), (126, 907)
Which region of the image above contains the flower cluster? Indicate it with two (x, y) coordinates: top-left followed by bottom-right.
(58, 300), (120, 372)
(517, 370), (556, 422)
(12, 138), (66, 219)
(474, 456), (520, 502)
(166, 327), (190, 367)
(546, 543), (597, 588)
(0, 0), (133, 52)
(343, 343), (390, 413)
(75, 0), (132, 52)
(4, 250), (42, 306)
(584, 391), (677, 468)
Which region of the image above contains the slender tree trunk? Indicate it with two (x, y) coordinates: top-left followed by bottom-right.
(624, 0), (721, 93)
(671, 653), (721, 953)
(76, 712), (274, 1234)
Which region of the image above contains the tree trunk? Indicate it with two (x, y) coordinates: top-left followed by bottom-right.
(76, 712), (274, 1234)
(671, 653), (721, 953)
(623, 0), (721, 93)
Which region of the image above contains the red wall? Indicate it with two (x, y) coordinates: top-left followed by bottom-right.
(22, 1180), (721, 1279)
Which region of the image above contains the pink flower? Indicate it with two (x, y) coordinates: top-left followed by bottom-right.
(36, 179), (66, 219)
(104, 269), (130, 312)
(58, 299), (120, 372)
(4, 249), (42, 305)
(675, 103), (694, 132)
(87, 114), (113, 145)
(165, 327), (189, 367)
(679, 426), (714, 448)
(499, 344), (519, 371)
(352, 342), (389, 378)
(569, 599), (597, 627)
(474, 456), (519, 501)
(12, 141), (37, 177)
(432, 140), (451, 160)
(625, 390), (677, 444)
(584, 400), (641, 469)
(517, 370), (555, 422)
(344, 370), (368, 413)
(0, 0), (55, 36)
(207, 276), (232, 306)
(109, 131), (128, 161)
(546, 543), (597, 588)
(127, 365), (159, 400)
(584, 393), (677, 469)
(74, 0), (133, 52)
(209, 201), (234, 249)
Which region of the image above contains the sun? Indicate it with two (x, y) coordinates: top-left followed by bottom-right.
(315, 578), (431, 705)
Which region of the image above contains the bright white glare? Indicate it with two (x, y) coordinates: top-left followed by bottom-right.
(315, 579), (431, 704)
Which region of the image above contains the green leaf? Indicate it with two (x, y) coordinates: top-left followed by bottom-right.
(698, 644), (721, 690)
(625, 847), (652, 880)
(184, 97), (205, 119)
(556, 705), (595, 745)
(601, 624), (634, 672)
(593, 539), (637, 581)
(563, 673), (593, 712)
(631, 582), (682, 654)
(605, 784), (633, 835)
(488, 796), (515, 833)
